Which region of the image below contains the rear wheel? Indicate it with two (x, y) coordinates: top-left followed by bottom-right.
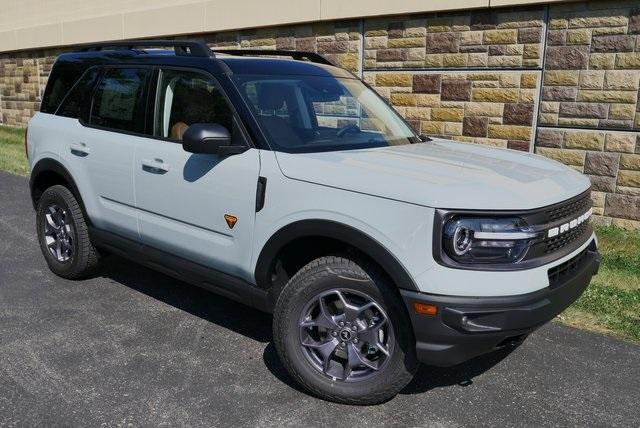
(273, 256), (418, 405)
(36, 185), (100, 279)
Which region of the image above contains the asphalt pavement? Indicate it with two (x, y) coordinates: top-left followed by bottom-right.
(0, 171), (639, 426)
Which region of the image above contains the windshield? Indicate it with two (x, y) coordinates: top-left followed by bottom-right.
(232, 74), (417, 153)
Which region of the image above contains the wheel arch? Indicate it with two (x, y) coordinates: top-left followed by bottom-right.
(29, 158), (89, 221)
(255, 219), (419, 295)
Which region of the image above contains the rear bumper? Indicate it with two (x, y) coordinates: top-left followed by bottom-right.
(401, 239), (600, 367)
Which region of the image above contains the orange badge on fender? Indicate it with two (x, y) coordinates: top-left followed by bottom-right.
(224, 214), (238, 229)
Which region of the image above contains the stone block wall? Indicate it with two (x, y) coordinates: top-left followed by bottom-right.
(363, 7), (545, 69)
(203, 21), (362, 73)
(0, 0), (639, 227)
(540, 1), (640, 129)
(363, 71), (539, 150)
(0, 55), (42, 125)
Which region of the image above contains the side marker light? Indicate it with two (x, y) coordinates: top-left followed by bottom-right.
(413, 302), (437, 316)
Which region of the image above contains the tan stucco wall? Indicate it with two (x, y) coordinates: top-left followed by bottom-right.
(0, 0), (573, 53)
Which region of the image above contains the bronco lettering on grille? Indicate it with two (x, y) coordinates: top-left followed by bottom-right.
(547, 208), (592, 238)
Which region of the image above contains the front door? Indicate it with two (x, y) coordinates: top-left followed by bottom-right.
(133, 68), (260, 279)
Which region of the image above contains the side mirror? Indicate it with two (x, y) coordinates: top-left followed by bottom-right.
(419, 134), (432, 142)
(182, 123), (248, 156)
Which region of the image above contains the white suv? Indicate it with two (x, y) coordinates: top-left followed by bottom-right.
(27, 41), (599, 404)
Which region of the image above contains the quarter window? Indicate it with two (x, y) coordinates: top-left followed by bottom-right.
(90, 68), (151, 133)
(41, 64), (83, 114)
(57, 68), (100, 121)
(155, 69), (234, 142)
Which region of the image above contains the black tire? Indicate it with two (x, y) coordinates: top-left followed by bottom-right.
(36, 185), (100, 279)
(273, 255), (418, 405)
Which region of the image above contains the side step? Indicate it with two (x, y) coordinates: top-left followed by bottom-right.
(89, 227), (272, 313)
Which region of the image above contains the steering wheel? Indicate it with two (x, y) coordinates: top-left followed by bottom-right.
(336, 124), (361, 138)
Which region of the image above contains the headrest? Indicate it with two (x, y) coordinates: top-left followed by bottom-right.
(170, 122), (189, 141)
(257, 82), (287, 110)
(172, 81), (217, 123)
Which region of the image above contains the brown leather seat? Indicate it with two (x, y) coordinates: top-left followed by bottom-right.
(170, 121), (189, 141)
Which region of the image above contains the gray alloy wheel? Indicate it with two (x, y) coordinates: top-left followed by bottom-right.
(273, 255), (418, 404)
(298, 288), (394, 382)
(36, 185), (100, 279)
(42, 203), (75, 263)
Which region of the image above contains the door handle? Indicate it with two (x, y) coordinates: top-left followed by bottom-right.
(70, 142), (90, 156)
(141, 158), (169, 174)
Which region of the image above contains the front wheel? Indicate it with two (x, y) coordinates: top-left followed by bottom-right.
(273, 256), (418, 405)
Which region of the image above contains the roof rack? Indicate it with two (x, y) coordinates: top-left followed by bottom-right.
(76, 40), (212, 57)
(73, 41), (334, 66)
(211, 49), (333, 66)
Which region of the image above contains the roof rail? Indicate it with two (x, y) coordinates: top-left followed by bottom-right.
(75, 40), (212, 57)
(211, 49), (333, 66)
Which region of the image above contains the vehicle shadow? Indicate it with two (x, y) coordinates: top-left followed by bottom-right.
(99, 255), (273, 343)
(400, 346), (515, 395)
(99, 255), (515, 397)
(262, 341), (516, 397)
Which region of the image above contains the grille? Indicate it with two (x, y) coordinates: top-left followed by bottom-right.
(544, 221), (589, 254)
(547, 241), (595, 287)
(538, 192), (592, 256)
(545, 194), (591, 223)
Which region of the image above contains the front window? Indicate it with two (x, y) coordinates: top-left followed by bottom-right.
(233, 74), (417, 153)
(155, 69), (236, 142)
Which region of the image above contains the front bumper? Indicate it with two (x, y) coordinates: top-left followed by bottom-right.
(401, 239), (600, 367)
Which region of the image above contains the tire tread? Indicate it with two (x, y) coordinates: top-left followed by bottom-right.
(37, 185), (100, 279)
(273, 255), (417, 405)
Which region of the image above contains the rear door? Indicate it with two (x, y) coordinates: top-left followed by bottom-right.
(76, 67), (153, 239)
(58, 67), (152, 240)
(133, 68), (260, 279)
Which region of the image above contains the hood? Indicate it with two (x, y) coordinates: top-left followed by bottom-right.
(274, 139), (591, 210)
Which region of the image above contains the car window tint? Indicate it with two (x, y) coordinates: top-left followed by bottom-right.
(233, 74), (415, 153)
(312, 96), (363, 130)
(41, 64), (83, 114)
(56, 68), (100, 121)
(242, 81), (291, 119)
(90, 68), (150, 133)
(155, 69), (234, 142)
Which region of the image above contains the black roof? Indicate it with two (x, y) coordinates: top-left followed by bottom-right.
(54, 43), (354, 79)
(216, 55), (354, 78)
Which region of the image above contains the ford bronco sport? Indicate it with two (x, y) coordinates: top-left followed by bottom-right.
(27, 40), (599, 405)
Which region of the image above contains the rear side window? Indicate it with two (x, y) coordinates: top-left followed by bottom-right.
(90, 68), (151, 134)
(41, 64), (83, 114)
(56, 68), (100, 121)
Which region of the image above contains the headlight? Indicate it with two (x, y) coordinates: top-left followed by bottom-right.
(443, 217), (538, 264)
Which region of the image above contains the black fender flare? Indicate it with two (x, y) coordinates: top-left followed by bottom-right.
(29, 158), (87, 218)
(254, 219), (419, 291)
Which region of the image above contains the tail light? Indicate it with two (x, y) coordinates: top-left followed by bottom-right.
(24, 126), (29, 160)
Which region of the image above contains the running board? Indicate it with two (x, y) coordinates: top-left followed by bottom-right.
(89, 227), (272, 313)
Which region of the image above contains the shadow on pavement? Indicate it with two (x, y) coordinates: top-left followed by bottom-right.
(401, 346), (514, 395)
(99, 255), (273, 343)
(262, 340), (515, 397)
(99, 254), (513, 397)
